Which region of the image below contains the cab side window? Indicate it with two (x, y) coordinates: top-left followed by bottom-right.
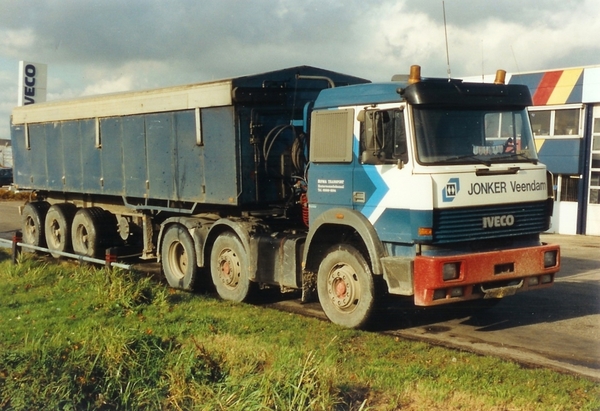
(360, 108), (407, 164)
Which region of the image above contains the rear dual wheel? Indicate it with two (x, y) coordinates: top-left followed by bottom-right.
(44, 203), (78, 258)
(210, 233), (254, 302)
(160, 228), (255, 301)
(21, 201), (50, 248)
(21, 203), (119, 258)
(71, 207), (118, 258)
(161, 224), (197, 290)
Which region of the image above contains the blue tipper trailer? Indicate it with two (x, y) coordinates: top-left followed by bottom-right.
(11, 66), (368, 208)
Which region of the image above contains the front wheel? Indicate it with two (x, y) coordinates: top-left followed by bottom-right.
(317, 245), (376, 329)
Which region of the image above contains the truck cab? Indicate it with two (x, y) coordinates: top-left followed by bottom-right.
(303, 67), (559, 327)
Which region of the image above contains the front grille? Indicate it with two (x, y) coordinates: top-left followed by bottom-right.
(433, 201), (550, 244)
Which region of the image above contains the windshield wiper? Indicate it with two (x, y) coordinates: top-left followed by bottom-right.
(495, 153), (538, 164)
(444, 154), (492, 167)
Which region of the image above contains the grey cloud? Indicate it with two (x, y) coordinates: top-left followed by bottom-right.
(402, 0), (582, 27)
(1, 0), (363, 67)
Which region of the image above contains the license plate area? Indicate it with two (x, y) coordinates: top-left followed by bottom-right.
(480, 279), (523, 298)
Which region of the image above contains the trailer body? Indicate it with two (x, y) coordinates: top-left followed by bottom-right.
(12, 67), (367, 208)
(10, 65), (560, 328)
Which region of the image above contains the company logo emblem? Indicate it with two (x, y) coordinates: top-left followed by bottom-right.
(483, 215), (515, 228)
(442, 178), (460, 202)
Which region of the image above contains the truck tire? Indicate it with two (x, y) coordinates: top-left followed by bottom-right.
(317, 245), (376, 329)
(21, 201), (50, 248)
(44, 203), (78, 258)
(161, 224), (197, 290)
(71, 207), (109, 258)
(210, 232), (254, 302)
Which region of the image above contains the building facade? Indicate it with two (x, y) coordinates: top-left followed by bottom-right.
(507, 66), (600, 236)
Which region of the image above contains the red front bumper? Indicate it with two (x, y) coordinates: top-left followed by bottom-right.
(413, 243), (560, 306)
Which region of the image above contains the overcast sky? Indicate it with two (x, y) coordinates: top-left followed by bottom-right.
(1, 0), (599, 142)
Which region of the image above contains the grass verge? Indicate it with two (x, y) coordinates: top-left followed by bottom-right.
(0, 250), (598, 410)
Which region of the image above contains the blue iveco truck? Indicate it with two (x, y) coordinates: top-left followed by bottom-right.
(10, 65), (560, 328)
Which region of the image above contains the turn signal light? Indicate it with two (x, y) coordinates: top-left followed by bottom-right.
(418, 227), (432, 236)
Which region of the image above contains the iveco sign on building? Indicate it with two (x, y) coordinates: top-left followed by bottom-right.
(17, 61), (47, 106)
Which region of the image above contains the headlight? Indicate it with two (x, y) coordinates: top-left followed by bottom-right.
(544, 251), (557, 268)
(443, 262), (461, 281)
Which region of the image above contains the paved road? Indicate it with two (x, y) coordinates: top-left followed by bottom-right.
(0, 201), (22, 240)
(1, 200), (598, 379)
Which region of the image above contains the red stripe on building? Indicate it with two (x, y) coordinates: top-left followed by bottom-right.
(532, 71), (563, 105)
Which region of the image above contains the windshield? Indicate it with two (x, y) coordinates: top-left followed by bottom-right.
(413, 108), (538, 165)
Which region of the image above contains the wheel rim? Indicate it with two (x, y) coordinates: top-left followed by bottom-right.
(217, 248), (240, 290)
(326, 262), (360, 313)
(76, 224), (90, 253)
(47, 218), (62, 248)
(24, 215), (37, 243)
(168, 241), (187, 279)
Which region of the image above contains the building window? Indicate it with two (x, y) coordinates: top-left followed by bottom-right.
(554, 109), (580, 135)
(591, 189), (600, 205)
(591, 116), (600, 202)
(590, 156), (600, 205)
(529, 111), (551, 136)
(593, 118), (600, 152)
(529, 107), (582, 137)
(558, 175), (579, 202)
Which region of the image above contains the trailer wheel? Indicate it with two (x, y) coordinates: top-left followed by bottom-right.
(21, 201), (50, 248)
(44, 203), (78, 258)
(317, 245), (376, 329)
(210, 233), (254, 302)
(71, 207), (109, 258)
(161, 224), (197, 290)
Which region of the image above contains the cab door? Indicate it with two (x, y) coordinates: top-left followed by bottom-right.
(352, 106), (409, 222)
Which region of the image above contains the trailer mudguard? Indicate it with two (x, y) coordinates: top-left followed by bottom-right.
(303, 207), (386, 275)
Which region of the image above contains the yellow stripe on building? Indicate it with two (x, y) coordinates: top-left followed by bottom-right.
(546, 68), (583, 105)
(535, 138), (545, 153)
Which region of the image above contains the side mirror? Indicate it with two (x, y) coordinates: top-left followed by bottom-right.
(362, 151), (406, 166)
(357, 110), (366, 123)
(361, 150), (381, 165)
